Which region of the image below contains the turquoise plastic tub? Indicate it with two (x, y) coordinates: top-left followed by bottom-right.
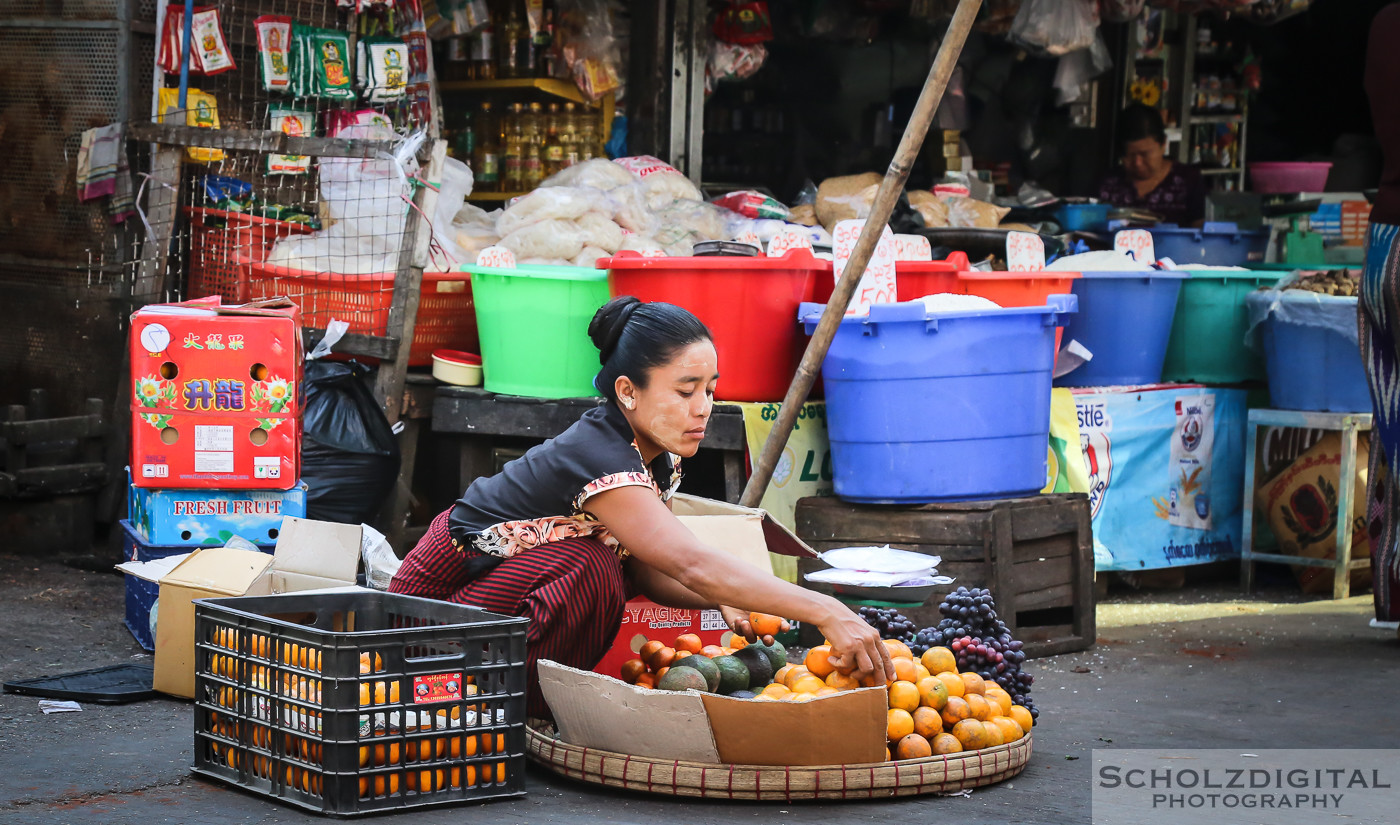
(466, 264), (610, 398)
(1162, 270), (1288, 383)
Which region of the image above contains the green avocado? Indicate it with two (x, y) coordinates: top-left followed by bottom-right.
(710, 655), (751, 695)
(732, 645), (775, 690)
(656, 667), (709, 693)
(670, 654), (721, 692)
(750, 639), (787, 672)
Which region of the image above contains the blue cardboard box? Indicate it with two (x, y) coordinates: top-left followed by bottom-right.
(119, 519), (275, 651)
(126, 469), (307, 547)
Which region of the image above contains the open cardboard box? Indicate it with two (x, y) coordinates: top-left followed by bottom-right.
(120, 516), (361, 698)
(593, 494), (819, 680)
(540, 661), (887, 766)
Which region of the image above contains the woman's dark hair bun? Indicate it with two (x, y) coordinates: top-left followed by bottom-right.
(588, 296), (642, 363)
(588, 296), (713, 404)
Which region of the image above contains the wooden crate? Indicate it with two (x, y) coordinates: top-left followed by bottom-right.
(795, 494), (1095, 658)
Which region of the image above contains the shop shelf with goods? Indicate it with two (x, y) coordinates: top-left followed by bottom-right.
(438, 78), (615, 203)
(1120, 7), (1187, 160)
(1179, 15), (1251, 192)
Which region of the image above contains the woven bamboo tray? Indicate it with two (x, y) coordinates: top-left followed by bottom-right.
(526, 726), (1032, 801)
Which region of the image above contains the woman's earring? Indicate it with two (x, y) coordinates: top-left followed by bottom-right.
(622, 398), (634, 410)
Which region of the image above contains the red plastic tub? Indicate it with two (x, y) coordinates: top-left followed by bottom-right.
(600, 249), (832, 402)
(894, 251), (970, 301)
(958, 271), (1080, 307)
(959, 271), (1081, 354)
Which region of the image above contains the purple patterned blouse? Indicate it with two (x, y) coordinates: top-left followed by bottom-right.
(1098, 162), (1206, 226)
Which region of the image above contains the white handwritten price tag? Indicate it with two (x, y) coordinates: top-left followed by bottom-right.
(834, 219), (898, 316)
(735, 230), (762, 252)
(1114, 229), (1155, 264)
(767, 229), (813, 258)
(475, 246), (516, 268)
(1006, 231), (1045, 272)
(893, 234), (933, 262)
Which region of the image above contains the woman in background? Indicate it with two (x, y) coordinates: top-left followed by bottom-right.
(1098, 104), (1205, 227)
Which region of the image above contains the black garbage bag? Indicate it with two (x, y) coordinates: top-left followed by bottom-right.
(301, 361), (400, 524)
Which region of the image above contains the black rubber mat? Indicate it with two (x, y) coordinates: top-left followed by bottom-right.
(3, 662), (157, 704)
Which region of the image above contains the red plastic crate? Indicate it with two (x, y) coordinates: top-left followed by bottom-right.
(245, 261), (479, 366)
(186, 208), (314, 303)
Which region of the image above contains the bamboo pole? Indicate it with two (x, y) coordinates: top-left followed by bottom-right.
(740, 0), (984, 508)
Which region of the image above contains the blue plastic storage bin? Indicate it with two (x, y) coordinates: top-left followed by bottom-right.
(1054, 203), (1110, 232)
(800, 295), (1077, 503)
(1056, 271), (1188, 387)
(119, 520), (273, 651)
(1149, 221), (1270, 267)
(1245, 291), (1370, 412)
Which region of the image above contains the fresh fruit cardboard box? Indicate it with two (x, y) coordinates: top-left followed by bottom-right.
(126, 468), (307, 547)
(541, 660), (887, 766)
(118, 516), (361, 699)
(592, 494), (817, 681)
(129, 297), (302, 490)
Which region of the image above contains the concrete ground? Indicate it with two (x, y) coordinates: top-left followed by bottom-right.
(0, 553), (1395, 825)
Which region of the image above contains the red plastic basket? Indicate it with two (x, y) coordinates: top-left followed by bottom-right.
(245, 260), (479, 366)
(186, 207), (314, 303)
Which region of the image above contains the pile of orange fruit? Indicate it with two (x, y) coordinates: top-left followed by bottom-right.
(877, 642), (1033, 760)
(203, 626), (509, 800)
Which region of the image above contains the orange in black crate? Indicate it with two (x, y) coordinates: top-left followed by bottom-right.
(192, 591), (527, 815)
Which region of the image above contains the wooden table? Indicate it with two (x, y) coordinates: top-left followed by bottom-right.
(432, 387), (750, 503)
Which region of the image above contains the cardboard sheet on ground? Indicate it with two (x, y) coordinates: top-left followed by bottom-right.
(539, 661), (886, 766)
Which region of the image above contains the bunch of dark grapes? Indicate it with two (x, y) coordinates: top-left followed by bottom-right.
(856, 606), (919, 649)
(935, 587), (1038, 720)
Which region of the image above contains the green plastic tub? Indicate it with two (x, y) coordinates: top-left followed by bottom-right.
(1161, 269), (1288, 384)
(466, 264), (610, 398)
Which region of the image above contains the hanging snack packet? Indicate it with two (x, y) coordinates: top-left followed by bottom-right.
(308, 27), (356, 99)
(157, 88), (225, 164)
(254, 15), (293, 91)
(158, 6), (234, 75)
(358, 36), (410, 103)
(190, 7), (235, 74)
(267, 106), (313, 175)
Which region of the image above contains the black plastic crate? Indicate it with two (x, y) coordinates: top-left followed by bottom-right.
(191, 591), (528, 815)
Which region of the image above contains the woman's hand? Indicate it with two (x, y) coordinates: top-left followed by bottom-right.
(819, 605), (896, 684)
(719, 605), (789, 645)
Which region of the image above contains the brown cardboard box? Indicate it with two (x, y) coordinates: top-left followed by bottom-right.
(146, 517), (361, 698)
(538, 662), (887, 766)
